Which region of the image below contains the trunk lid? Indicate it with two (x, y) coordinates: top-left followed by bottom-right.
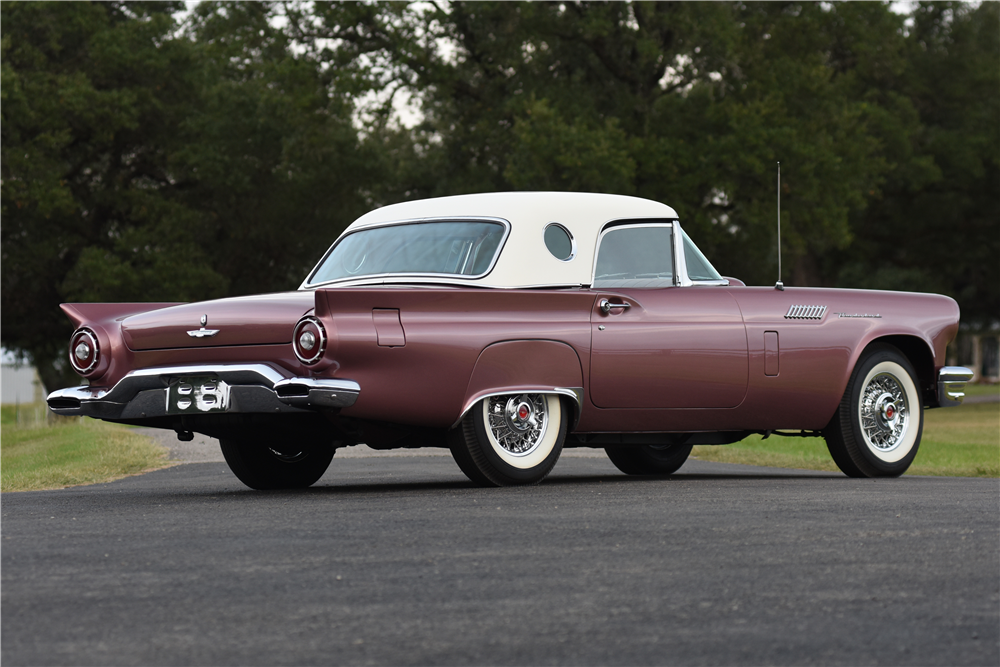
(121, 292), (315, 351)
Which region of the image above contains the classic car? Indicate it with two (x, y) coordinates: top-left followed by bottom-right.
(47, 192), (973, 489)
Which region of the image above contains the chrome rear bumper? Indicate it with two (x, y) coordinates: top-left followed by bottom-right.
(47, 364), (360, 420)
(937, 366), (974, 407)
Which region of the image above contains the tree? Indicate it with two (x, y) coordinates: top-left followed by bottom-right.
(293, 2), (918, 287)
(833, 1), (999, 328)
(2, 1), (211, 390)
(1, 1), (381, 390)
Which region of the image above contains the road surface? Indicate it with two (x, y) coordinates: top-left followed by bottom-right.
(2, 448), (997, 666)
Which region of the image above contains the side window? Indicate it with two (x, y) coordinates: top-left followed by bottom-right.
(593, 225), (674, 288)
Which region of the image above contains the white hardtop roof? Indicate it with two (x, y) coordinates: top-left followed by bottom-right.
(329, 192), (680, 289)
(349, 192), (677, 230)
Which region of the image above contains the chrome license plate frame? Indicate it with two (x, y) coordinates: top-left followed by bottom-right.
(166, 376), (231, 415)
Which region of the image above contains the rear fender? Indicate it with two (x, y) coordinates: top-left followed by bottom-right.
(458, 340), (585, 429)
(61, 302), (183, 381)
(61, 303), (184, 329)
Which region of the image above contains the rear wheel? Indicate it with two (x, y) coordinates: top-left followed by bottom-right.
(605, 442), (693, 476)
(824, 344), (923, 478)
(220, 439), (334, 490)
(449, 394), (566, 487)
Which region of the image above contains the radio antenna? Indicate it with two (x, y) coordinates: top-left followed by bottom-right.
(775, 161), (784, 291)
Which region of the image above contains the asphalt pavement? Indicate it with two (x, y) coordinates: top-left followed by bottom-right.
(2, 450), (997, 666)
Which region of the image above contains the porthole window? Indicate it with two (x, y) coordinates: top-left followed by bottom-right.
(543, 223), (575, 261)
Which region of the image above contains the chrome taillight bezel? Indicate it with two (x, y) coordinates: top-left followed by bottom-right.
(69, 328), (100, 375)
(292, 316), (327, 365)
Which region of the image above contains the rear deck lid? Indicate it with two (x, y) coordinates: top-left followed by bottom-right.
(121, 292), (314, 351)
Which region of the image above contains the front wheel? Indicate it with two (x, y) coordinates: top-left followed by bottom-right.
(824, 344), (923, 478)
(220, 439), (334, 490)
(449, 394), (567, 487)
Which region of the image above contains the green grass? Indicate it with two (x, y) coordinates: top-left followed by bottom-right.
(964, 383), (1000, 398)
(692, 399), (999, 477)
(1, 404), (173, 492)
(2, 386), (996, 490)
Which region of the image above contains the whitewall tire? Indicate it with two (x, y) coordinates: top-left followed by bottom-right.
(449, 394), (566, 486)
(824, 345), (923, 478)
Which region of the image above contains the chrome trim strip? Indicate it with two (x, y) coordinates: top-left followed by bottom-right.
(115, 363), (290, 394)
(673, 220), (689, 287)
(273, 378), (361, 409)
(543, 222), (577, 262)
(937, 366), (974, 407)
(292, 316), (327, 365)
(301, 216), (512, 290)
(48, 385), (109, 405)
(301, 278), (586, 290)
(453, 387), (584, 431)
(69, 328), (100, 374)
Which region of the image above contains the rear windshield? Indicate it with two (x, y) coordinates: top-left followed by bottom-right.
(307, 220), (507, 285)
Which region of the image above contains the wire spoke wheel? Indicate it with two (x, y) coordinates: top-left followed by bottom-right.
(450, 393), (567, 487)
(485, 394), (549, 457)
(859, 372), (910, 453)
(824, 344), (923, 478)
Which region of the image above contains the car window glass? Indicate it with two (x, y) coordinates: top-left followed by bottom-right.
(682, 232), (723, 281)
(544, 224), (574, 261)
(309, 221), (506, 284)
(593, 225), (673, 288)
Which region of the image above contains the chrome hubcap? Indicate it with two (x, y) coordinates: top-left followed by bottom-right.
(488, 394), (548, 456)
(860, 373), (909, 452)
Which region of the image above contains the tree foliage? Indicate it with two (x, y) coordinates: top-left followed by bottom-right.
(2, 1), (997, 390)
(2, 1), (381, 389)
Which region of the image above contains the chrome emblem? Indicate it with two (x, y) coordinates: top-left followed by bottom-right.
(187, 314), (220, 338)
(836, 312), (882, 319)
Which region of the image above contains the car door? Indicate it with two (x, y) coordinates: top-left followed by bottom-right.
(588, 223), (749, 409)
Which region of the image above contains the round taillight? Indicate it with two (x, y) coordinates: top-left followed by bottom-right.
(69, 328), (100, 374)
(293, 316), (326, 365)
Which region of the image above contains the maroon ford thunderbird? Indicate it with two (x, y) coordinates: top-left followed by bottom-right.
(47, 192), (973, 488)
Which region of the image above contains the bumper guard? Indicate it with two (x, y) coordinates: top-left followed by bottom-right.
(937, 366), (974, 407)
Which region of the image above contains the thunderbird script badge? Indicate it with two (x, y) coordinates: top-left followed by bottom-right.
(187, 314), (220, 338)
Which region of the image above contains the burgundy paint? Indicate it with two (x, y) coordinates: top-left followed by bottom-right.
(64, 282), (961, 435)
(764, 331), (779, 376)
(589, 289), (748, 409)
(372, 309), (406, 347)
(462, 340), (584, 417)
(61, 303), (184, 329)
(60, 302), (183, 381)
(121, 292), (314, 351)
(314, 288), (595, 428)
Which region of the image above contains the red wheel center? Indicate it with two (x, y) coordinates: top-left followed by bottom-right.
(517, 405), (530, 420)
(885, 405), (895, 419)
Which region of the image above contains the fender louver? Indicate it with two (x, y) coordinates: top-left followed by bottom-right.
(785, 305), (827, 320)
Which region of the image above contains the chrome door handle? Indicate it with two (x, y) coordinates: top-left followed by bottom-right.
(600, 299), (631, 314)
